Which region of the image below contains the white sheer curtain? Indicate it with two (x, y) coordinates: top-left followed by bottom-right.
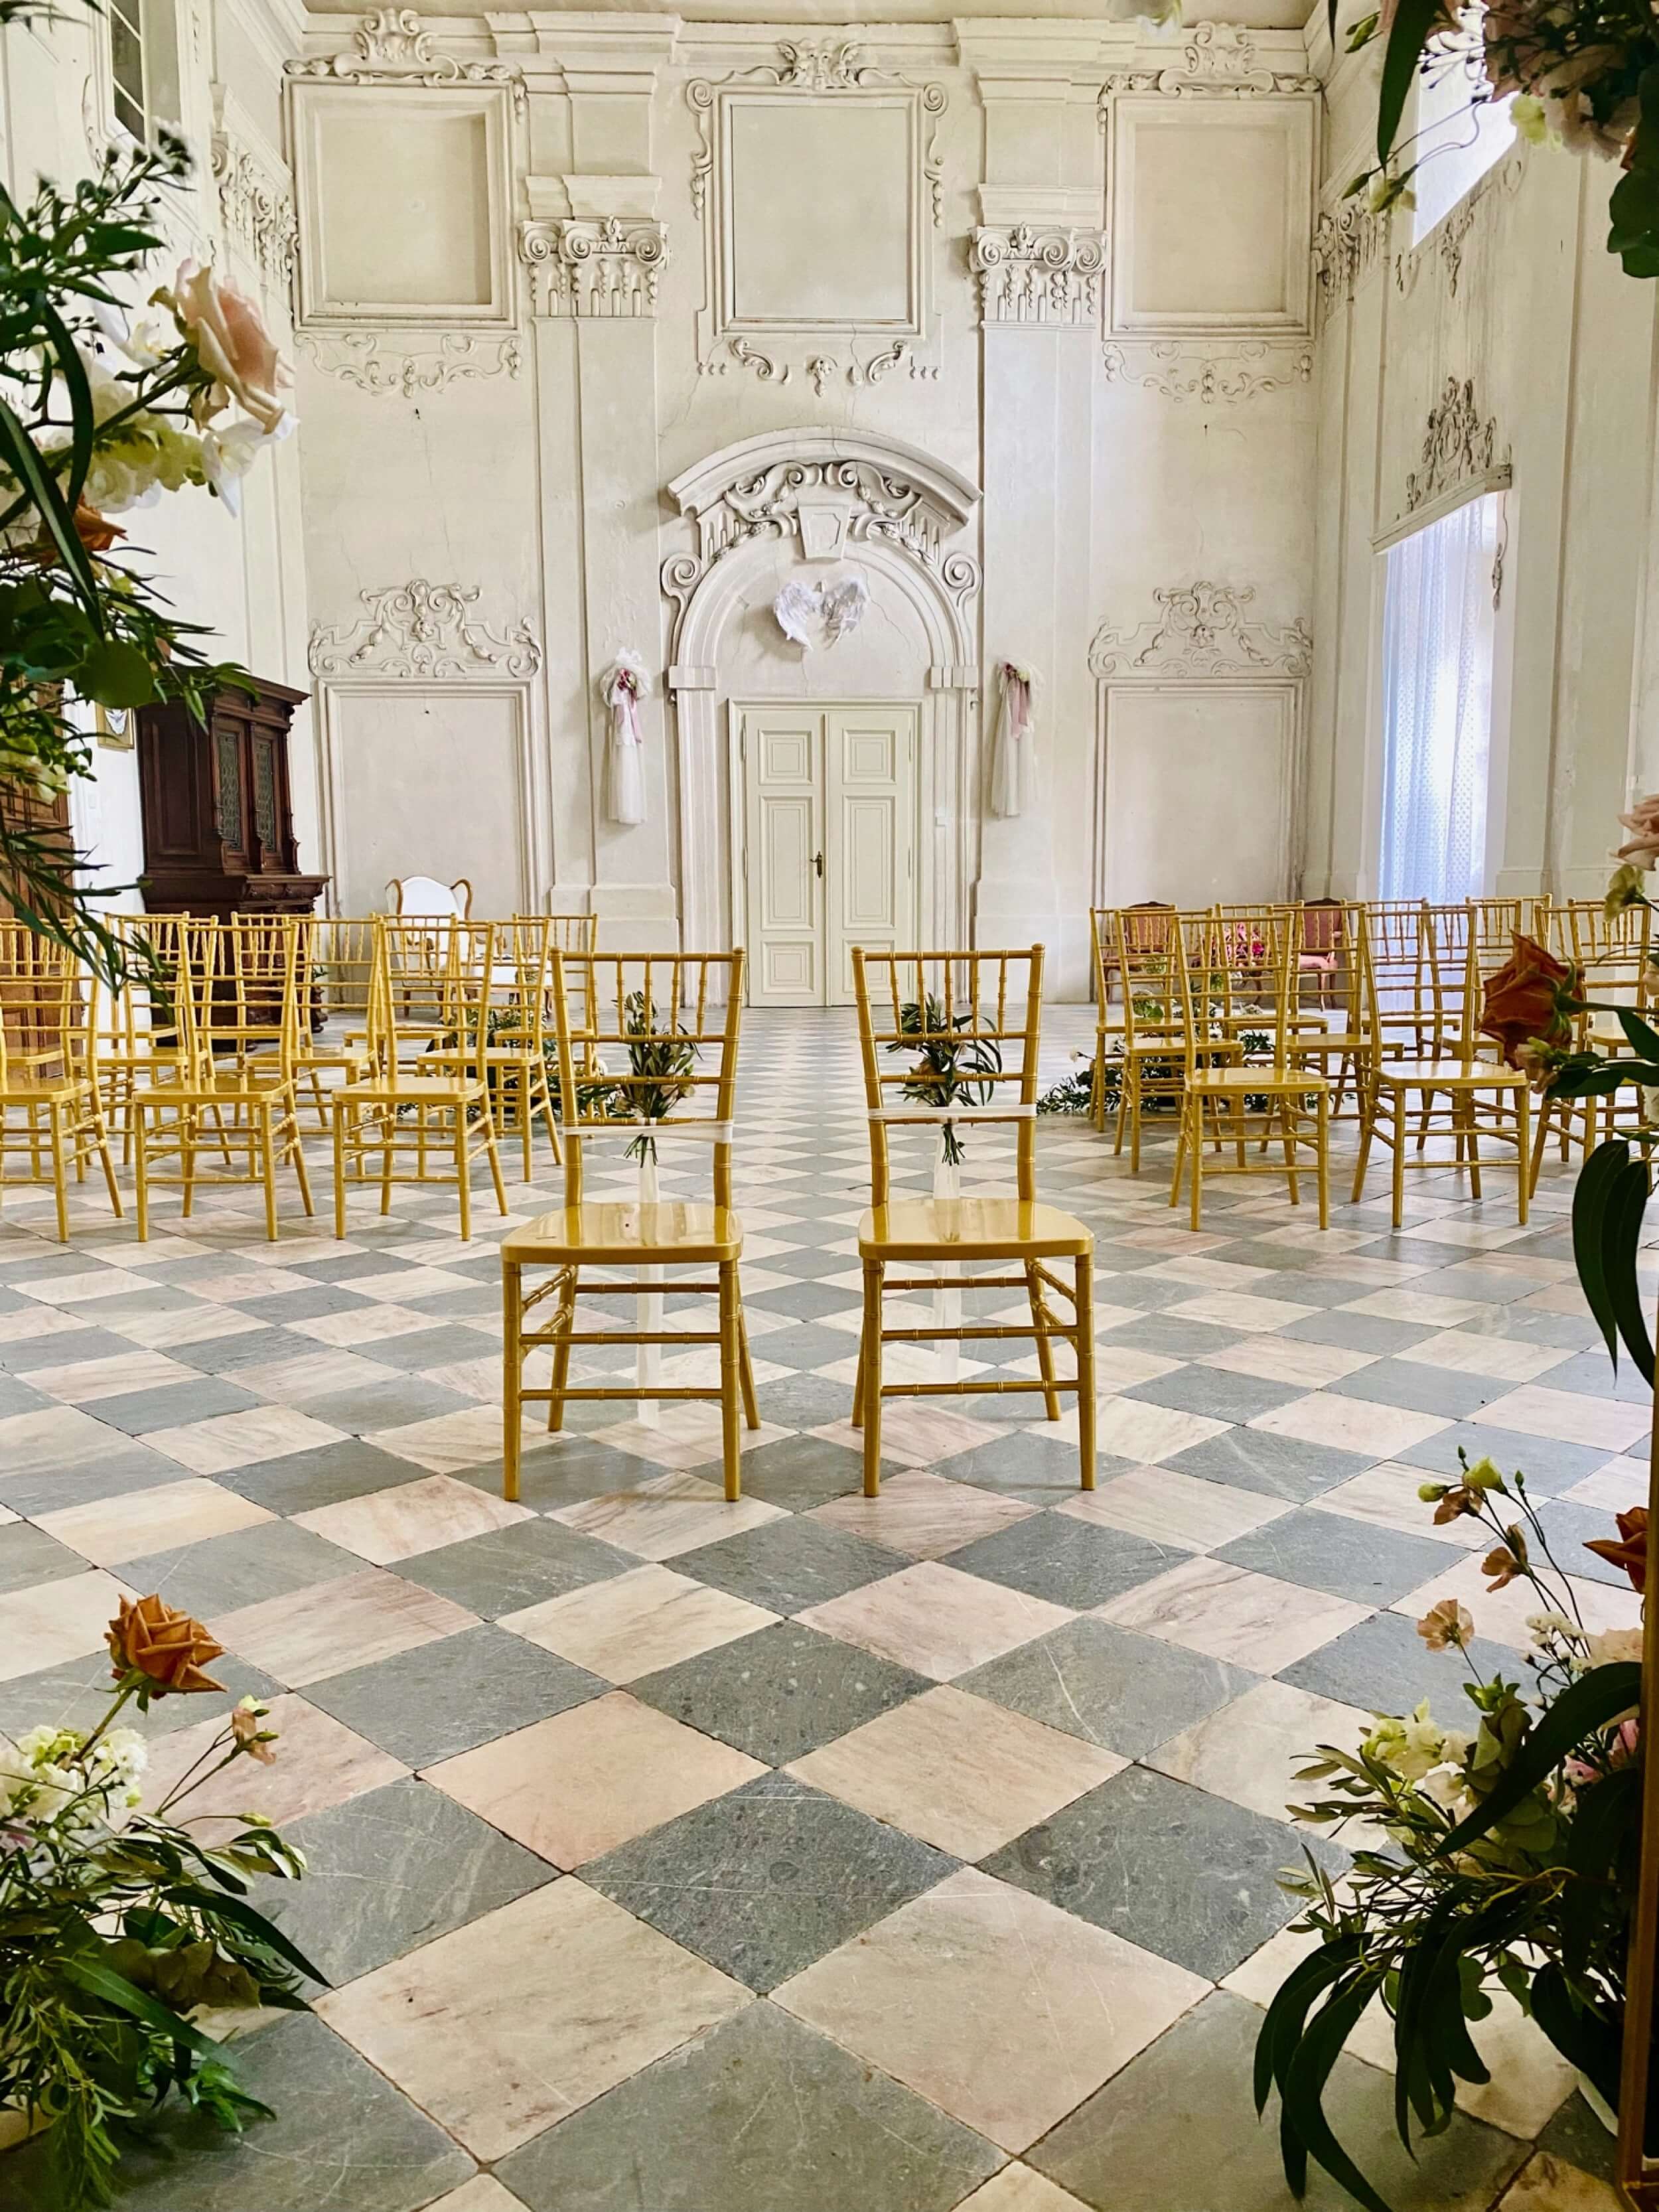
(1378, 492), (1500, 905)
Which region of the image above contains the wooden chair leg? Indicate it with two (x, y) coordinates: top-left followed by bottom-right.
(1316, 1090), (1329, 1230)
(546, 1268), (573, 1433)
(1390, 1088), (1406, 1229)
(48, 1102), (68, 1242)
(1074, 1252), (1096, 1491)
(1281, 1096), (1300, 1207)
(455, 1107), (472, 1242)
(482, 1108), (508, 1215)
(133, 1102), (150, 1241)
(1351, 1086), (1374, 1203)
(1516, 1087), (1530, 1226)
(1025, 1260), (1061, 1422)
(332, 1104), (348, 1239)
(1528, 1094), (1552, 1198)
(502, 1258), (522, 1502)
(861, 1258), (884, 1497)
(1168, 1094), (1187, 1209)
(737, 1301), (760, 1430)
(1464, 1090), (1482, 1201)
(1189, 1099), (1203, 1232)
(90, 1096), (121, 1219)
(719, 1258), (742, 1502)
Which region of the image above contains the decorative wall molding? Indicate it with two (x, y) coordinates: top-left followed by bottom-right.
(287, 7), (526, 112)
(970, 226), (1108, 329)
(1403, 376), (1503, 514)
(1311, 199), (1387, 325)
(1088, 582), (1312, 679)
(1101, 22), (1321, 101)
(700, 336), (794, 385)
(309, 580), (542, 678)
(519, 218), (669, 319)
(1392, 148), (1524, 303)
(210, 127), (298, 296)
(296, 331), (522, 396)
(1101, 340), (1312, 404)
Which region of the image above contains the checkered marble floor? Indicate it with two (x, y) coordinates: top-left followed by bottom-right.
(0, 1007), (1644, 2211)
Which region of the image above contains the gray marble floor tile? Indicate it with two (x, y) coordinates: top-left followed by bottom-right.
(1534, 2091), (1619, 2181)
(232, 1286), (374, 1324)
(1543, 1347), (1650, 1402)
(1279, 1605), (1516, 1718)
(583, 1771), (956, 1991)
(746, 1280), (865, 1322)
(1164, 1428), (1376, 1503)
(0, 1443), (203, 1517)
(0, 2012), (474, 2212)
(946, 1512), (1181, 1609)
(123, 1520), (363, 1617)
(305, 1620), (603, 1767)
(358, 1324), (504, 1372)
(398, 1518), (634, 1617)
(1283, 1310), (1439, 1355)
(1097, 1315), (1248, 1359)
(983, 1765), (1346, 1980)
(676, 1516), (901, 1615)
(630, 1619), (929, 1765)
(86, 1378), (265, 1436)
(299, 1378), (478, 1434)
(496, 1997), (999, 2212)
(176, 1326), (323, 1375)
(959, 1617), (1258, 1759)
(0, 1649), (281, 1743)
(1325, 1359), (1505, 1421)
(933, 1430), (1126, 1502)
(727, 1431), (870, 1505)
(1392, 1422), (1614, 1495)
(1214, 1506), (1454, 1606)
(1119, 1366), (1306, 1424)
(216, 1439), (438, 1514)
(0, 1518), (86, 1593)
(268, 1775), (553, 1987)
(1528, 1496), (1625, 1586)
(1027, 1990), (1526, 2212)
(450, 1434), (665, 1509)
(2, 1325), (140, 1372)
(753, 1374), (867, 1432)
(0, 1374), (49, 1418)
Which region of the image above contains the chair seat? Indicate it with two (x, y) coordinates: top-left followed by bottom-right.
(858, 1197), (1091, 1260)
(1187, 1067), (1333, 1094)
(1, 1072), (93, 1103)
(338, 1074), (484, 1104)
(1377, 1059), (1524, 1088)
(504, 1201), (742, 1264)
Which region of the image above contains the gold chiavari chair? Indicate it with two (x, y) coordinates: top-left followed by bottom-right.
(1528, 899), (1656, 1187)
(0, 926), (121, 1239)
(1288, 901), (1374, 1119)
(1362, 899), (1440, 1063)
(850, 946), (1096, 1498)
(1169, 911), (1332, 1230)
(500, 950), (759, 1504)
(130, 918), (315, 1242)
(294, 916), (378, 1128)
(471, 916), (562, 1180)
(541, 913), (600, 955)
(1091, 903), (1178, 1131)
(331, 917), (507, 1240)
(1350, 919), (1530, 1228)
(1113, 911), (1240, 1171)
(95, 913), (213, 1152)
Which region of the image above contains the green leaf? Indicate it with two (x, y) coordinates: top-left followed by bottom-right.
(1573, 1139), (1630, 1372)
(39, 297), (94, 517)
(165, 1885), (327, 1986)
(1256, 1935), (1364, 2197)
(79, 636), (161, 708)
(1437, 1662), (1643, 1856)
(60, 1953), (218, 2055)
(1376, 0), (1444, 165)
(1617, 1007), (1659, 1064)
(0, 391), (101, 619)
(1561, 1766), (1641, 1978)
(1604, 1161), (1655, 1386)
(1283, 1975), (1399, 2212)
(1531, 1963), (1622, 2110)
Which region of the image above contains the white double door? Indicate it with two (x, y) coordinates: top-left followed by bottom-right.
(739, 701), (919, 1006)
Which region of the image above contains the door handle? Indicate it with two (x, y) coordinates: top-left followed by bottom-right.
(814, 851), (824, 878)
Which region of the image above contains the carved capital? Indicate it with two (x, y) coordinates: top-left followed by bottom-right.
(309, 580), (543, 680)
(1089, 581), (1311, 680)
(519, 216), (670, 318)
(969, 226), (1107, 329)
(1101, 21), (1320, 101)
(1311, 200), (1386, 326)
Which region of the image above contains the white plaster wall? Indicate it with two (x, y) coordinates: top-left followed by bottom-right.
(0, 0), (316, 909)
(1305, 11), (1659, 903)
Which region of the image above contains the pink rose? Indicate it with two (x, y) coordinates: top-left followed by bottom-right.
(1615, 793), (1659, 867)
(167, 260), (289, 435)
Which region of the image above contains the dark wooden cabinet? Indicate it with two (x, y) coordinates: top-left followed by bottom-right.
(137, 676), (328, 918)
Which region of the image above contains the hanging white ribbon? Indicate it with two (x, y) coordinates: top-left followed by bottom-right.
(601, 650), (650, 827)
(990, 661), (1037, 820)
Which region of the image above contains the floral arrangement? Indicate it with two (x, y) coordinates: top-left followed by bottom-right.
(609, 988), (697, 1166)
(0, 127), (291, 968)
(1260, 1455), (1646, 2211)
(1, 1595), (315, 2209)
(886, 996), (1003, 1167)
(1342, 0), (1659, 277)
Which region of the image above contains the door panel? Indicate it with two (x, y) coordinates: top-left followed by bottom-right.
(827, 706), (916, 1005)
(743, 708), (821, 1006)
(739, 702), (917, 1006)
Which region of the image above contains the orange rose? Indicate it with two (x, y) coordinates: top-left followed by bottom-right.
(107, 1593), (226, 1695)
(1585, 1508), (1648, 1593)
(1479, 934), (1577, 1068)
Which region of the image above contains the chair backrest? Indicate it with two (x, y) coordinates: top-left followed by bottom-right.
(542, 913), (599, 954)
(388, 875), (471, 922)
(1179, 910), (1301, 1070)
(0, 924), (95, 1088)
(546, 950), (745, 1210)
(171, 919), (305, 1086)
(1559, 899), (1652, 1003)
(1299, 898), (1346, 956)
(362, 917), (482, 1080)
(851, 946), (1045, 1207)
(299, 917), (378, 1027)
(1114, 914), (1186, 1057)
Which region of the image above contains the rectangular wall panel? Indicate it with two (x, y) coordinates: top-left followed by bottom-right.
(1100, 685), (1294, 909)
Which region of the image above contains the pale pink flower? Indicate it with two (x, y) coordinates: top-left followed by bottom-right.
(165, 260), (290, 435)
(1615, 793), (1659, 867)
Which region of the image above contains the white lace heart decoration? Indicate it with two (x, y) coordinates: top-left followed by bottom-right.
(772, 572), (869, 651)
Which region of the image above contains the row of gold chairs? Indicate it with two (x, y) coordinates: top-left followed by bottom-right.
(501, 946), (1097, 1505)
(0, 913), (600, 1241)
